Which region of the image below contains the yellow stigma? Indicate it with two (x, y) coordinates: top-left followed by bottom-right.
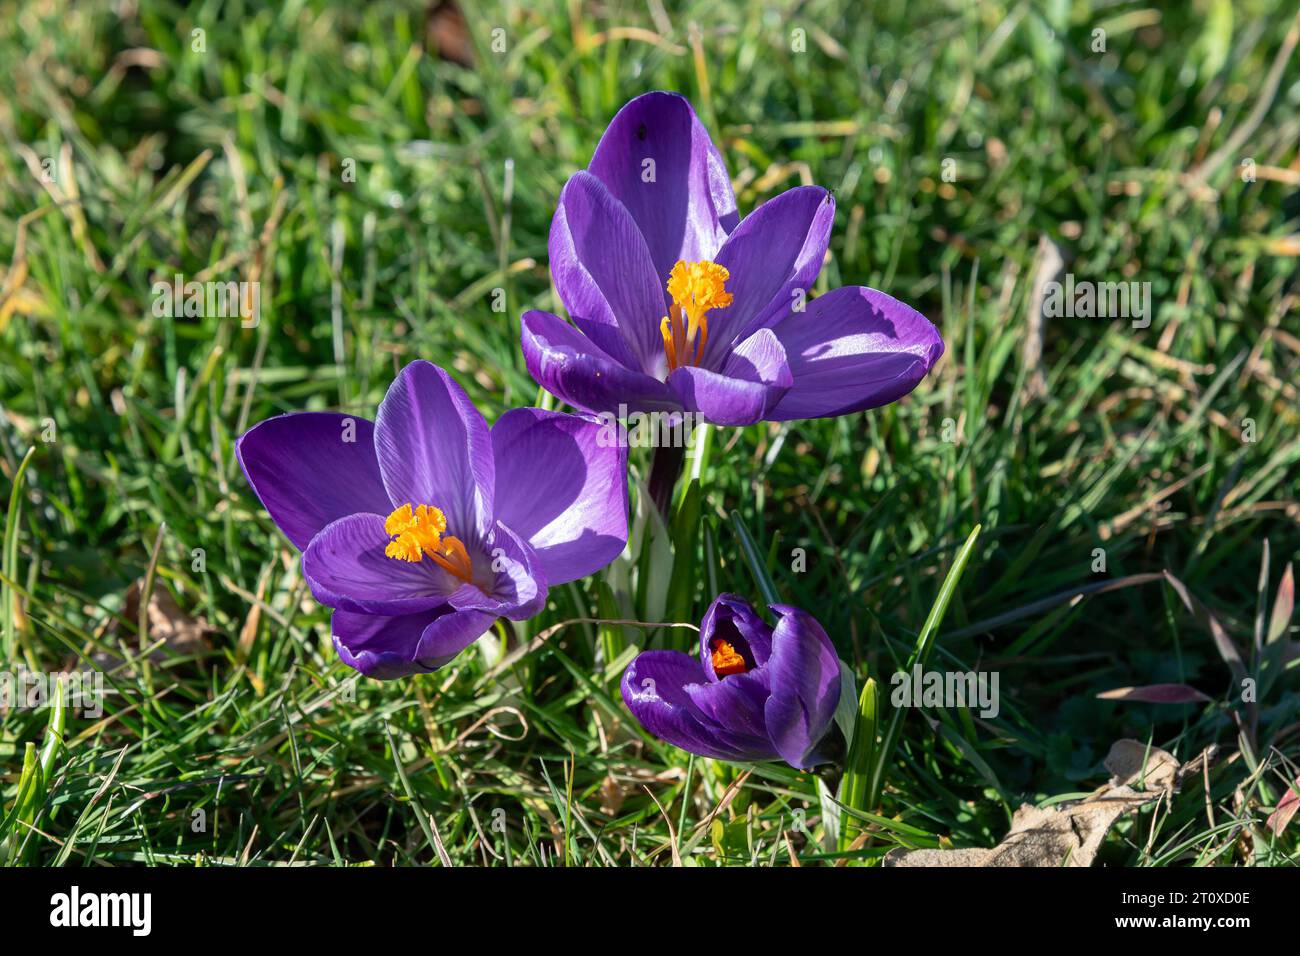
(660, 260), (733, 372)
(383, 503), (474, 582)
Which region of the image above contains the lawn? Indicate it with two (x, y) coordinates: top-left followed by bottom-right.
(1, 0), (1298, 867)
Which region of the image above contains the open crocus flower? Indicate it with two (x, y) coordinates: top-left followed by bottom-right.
(522, 91), (944, 427)
(237, 360), (628, 679)
(621, 594), (841, 769)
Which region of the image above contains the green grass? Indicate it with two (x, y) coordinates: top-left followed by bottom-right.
(1, 0), (1298, 866)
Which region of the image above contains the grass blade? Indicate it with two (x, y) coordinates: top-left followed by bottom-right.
(866, 524), (982, 811)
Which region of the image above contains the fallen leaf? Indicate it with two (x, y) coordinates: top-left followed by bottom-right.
(427, 0), (474, 67)
(598, 775), (626, 817)
(91, 579), (213, 672)
(884, 740), (1215, 867)
(1103, 738), (1184, 792)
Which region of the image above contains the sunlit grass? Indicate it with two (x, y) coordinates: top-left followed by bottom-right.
(0, 0), (1297, 866)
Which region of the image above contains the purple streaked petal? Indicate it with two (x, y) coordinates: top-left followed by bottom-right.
(666, 368), (781, 427)
(763, 604), (842, 769)
(302, 513), (455, 616)
(374, 361), (495, 544)
(490, 408), (629, 586)
(704, 186), (835, 366)
(331, 606), (495, 679)
(684, 669), (772, 740)
(724, 327), (793, 388)
(766, 286), (943, 421)
(549, 171), (667, 373)
(237, 412), (390, 551)
(588, 91), (738, 286)
(521, 309), (680, 416)
(446, 522), (548, 621)
(413, 607), (498, 666)
(331, 608), (444, 680)
(699, 592), (774, 679)
(667, 328), (791, 426)
(621, 650), (776, 762)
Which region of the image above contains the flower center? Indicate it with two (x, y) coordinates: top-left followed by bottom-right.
(383, 503), (474, 582)
(709, 637), (748, 678)
(660, 260), (733, 372)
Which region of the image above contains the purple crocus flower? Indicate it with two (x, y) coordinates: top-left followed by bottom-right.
(621, 594), (841, 769)
(237, 360), (628, 679)
(522, 91), (944, 427)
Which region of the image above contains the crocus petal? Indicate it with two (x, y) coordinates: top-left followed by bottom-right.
(445, 522), (548, 621)
(521, 309), (681, 416)
(331, 606), (495, 679)
(549, 171), (669, 374)
(374, 361), (495, 544)
(587, 91), (738, 286)
(237, 412), (391, 551)
(621, 651), (776, 762)
(331, 608), (443, 680)
(704, 186), (835, 365)
(413, 607), (499, 666)
(667, 328), (791, 426)
(302, 513), (456, 616)
(684, 669), (772, 741)
(699, 592), (774, 679)
(490, 408), (629, 585)
(762, 604), (842, 769)
(766, 286), (944, 421)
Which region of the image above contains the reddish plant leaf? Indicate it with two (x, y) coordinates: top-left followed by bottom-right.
(1268, 563), (1295, 646)
(1097, 684), (1211, 704)
(1163, 571), (1248, 687)
(1267, 777), (1300, 837)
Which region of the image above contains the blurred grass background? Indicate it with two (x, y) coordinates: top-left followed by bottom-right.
(0, 0), (1298, 865)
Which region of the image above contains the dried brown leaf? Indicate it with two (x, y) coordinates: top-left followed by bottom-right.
(884, 740), (1215, 868)
(92, 579), (213, 673)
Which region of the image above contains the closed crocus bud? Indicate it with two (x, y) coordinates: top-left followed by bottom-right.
(621, 593), (841, 769)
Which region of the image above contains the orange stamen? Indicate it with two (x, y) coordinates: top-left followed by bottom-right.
(383, 502), (474, 583)
(660, 316), (679, 369)
(660, 260), (732, 372)
(710, 638), (748, 677)
(432, 535), (474, 583)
